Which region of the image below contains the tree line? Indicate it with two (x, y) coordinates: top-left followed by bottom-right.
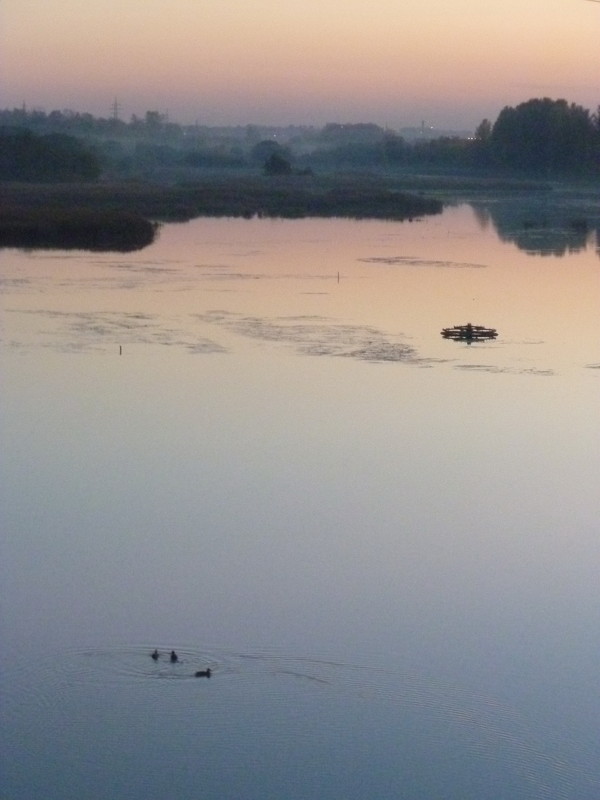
(1, 97), (598, 182)
(310, 99), (599, 175)
(474, 98), (600, 174)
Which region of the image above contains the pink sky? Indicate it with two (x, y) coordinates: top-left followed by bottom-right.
(2, 0), (598, 130)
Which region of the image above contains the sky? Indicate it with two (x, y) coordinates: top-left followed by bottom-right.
(1, 0), (598, 131)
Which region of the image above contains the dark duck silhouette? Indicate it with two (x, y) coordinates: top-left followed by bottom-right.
(151, 649), (159, 661)
(170, 650), (179, 663)
(195, 668), (211, 678)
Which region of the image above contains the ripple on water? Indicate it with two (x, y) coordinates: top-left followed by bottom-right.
(3, 645), (595, 799)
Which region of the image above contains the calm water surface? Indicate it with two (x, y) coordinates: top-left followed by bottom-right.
(1, 205), (599, 799)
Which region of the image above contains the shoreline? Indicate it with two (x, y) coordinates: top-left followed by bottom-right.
(1, 174), (443, 251)
(1, 173), (598, 252)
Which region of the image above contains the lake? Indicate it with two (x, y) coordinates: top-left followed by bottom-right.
(1, 203), (599, 799)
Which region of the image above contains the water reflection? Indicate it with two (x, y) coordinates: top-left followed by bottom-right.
(2, 206), (599, 800)
(3, 645), (594, 800)
(472, 200), (600, 256)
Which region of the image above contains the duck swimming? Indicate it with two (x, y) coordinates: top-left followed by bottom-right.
(170, 650), (179, 663)
(151, 649), (159, 661)
(195, 668), (211, 678)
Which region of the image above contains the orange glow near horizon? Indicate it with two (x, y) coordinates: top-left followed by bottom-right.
(2, 0), (598, 128)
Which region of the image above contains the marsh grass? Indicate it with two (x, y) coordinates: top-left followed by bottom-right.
(1, 174), (443, 225)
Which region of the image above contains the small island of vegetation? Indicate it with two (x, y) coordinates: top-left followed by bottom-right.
(0, 204), (158, 252)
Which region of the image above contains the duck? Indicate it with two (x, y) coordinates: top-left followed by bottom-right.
(194, 668), (211, 678)
(151, 649), (159, 661)
(170, 650), (179, 663)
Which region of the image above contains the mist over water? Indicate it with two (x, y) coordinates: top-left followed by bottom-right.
(2, 206), (599, 799)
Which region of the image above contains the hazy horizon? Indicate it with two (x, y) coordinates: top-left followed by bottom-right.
(2, 0), (598, 131)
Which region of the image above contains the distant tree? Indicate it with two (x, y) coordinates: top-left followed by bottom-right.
(490, 98), (596, 174)
(382, 132), (406, 163)
(263, 151), (292, 175)
(411, 136), (471, 168)
(0, 128), (101, 181)
(144, 110), (165, 130)
(245, 125), (261, 146)
(475, 119), (492, 142)
(466, 118), (494, 167)
(251, 139), (290, 164)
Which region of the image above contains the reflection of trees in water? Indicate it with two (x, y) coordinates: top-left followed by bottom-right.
(471, 201), (600, 257)
(470, 204), (492, 230)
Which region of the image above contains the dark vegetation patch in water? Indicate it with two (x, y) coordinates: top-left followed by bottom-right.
(0, 205), (157, 252)
(1, 177), (443, 228)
